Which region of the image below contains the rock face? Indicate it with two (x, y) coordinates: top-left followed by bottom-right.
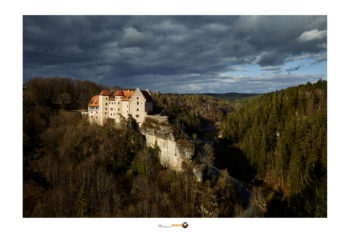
(140, 115), (194, 171)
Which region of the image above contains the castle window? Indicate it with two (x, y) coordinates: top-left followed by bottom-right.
(106, 103), (107, 105)
(136, 114), (139, 118)
(105, 112), (107, 115)
(137, 102), (139, 105)
(137, 97), (139, 100)
(118, 108), (119, 111)
(137, 108), (139, 111)
(105, 108), (107, 110)
(118, 102), (120, 104)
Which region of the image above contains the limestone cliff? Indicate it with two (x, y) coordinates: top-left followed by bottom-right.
(140, 115), (194, 171)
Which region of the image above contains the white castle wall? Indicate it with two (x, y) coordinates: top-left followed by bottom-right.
(99, 95), (109, 125)
(88, 88), (153, 127)
(129, 88), (148, 125)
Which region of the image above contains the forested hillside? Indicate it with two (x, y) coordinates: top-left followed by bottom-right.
(222, 80), (327, 216)
(23, 77), (244, 217)
(23, 77), (327, 217)
(24, 77), (108, 110)
(202, 92), (258, 101)
(151, 93), (237, 139)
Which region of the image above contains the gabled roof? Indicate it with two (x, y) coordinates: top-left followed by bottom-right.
(113, 90), (124, 96)
(99, 90), (112, 96)
(123, 90), (134, 96)
(122, 90), (134, 101)
(88, 96), (99, 107)
(94, 88), (151, 103)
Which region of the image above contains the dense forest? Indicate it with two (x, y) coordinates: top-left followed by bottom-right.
(151, 92), (238, 139)
(23, 77), (244, 217)
(222, 80), (327, 216)
(200, 92), (259, 101)
(23, 77), (327, 217)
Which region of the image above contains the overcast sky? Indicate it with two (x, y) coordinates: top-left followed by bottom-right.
(23, 15), (327, 93)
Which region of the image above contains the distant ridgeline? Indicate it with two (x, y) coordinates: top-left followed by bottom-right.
(201, 92), (259, 101)
(222, 80), (327, 216)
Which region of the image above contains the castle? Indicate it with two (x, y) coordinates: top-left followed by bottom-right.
(87, 87), (194, 172)
(88, 88), (153, 126)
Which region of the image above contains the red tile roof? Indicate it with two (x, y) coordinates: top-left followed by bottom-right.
(113, 90), (124, 96)
(94, 89), (152, 103)
(122, 90), (134, 101)
(123, 90), (134, 96)
(99, 90), (112, 96)
(88, 96), (99, 107)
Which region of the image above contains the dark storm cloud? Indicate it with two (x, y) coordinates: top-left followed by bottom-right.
(286, 65), (302, 72)
(234, 16), (327, 66)
(311, 54), (327, 64)
(258, 51), (287, 67)
(23, 15), (327, 93)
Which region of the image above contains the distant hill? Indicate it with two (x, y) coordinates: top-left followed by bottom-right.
(201, 92), (259, 101)
(231, 94), (262, 104)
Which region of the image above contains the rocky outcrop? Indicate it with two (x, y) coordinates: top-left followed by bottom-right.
(140, 115), (194, 171)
